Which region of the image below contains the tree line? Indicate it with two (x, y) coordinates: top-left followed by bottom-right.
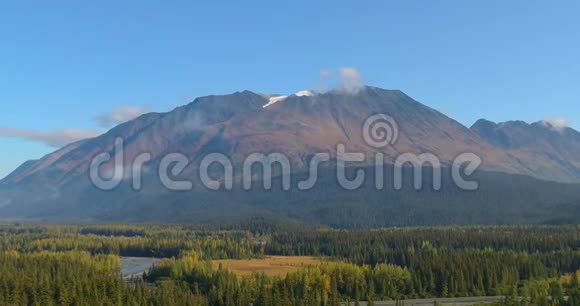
(0, 223), (579, 305)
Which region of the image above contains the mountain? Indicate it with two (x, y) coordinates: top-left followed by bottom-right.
(1, 86), (579, 226)
(471, 119), (580, 182)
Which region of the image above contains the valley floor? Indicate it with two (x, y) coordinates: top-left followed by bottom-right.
(0, 222), (579, 305)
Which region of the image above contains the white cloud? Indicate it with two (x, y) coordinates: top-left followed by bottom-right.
(95, 106), (149, 128)
(0, 127), (102, 147)
(0, 105), (148, 148)
(320, 69), (334, 78)
(338, 67), (365, 94)
(176, 111), (206, 133)
(541, 118), (568, 132)
(318, 67), (366, 94)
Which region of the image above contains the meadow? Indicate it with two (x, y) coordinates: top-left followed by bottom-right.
(212, 256), (323, 277)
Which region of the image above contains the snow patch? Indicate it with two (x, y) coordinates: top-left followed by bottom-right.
(262, 90), (314, 108)
(263, 95), (288, 108)
(295, 90), (314, 97)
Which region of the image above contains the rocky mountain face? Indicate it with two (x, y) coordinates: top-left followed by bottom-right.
(471, 119), (580, 182)
(1, 86), (579, 225)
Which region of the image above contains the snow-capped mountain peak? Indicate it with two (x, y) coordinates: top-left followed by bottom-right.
(262, 90), (314, 108)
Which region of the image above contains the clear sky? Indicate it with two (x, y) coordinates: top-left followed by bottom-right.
(1, 1), (579, 179)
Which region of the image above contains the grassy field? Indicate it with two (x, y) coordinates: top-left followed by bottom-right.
(212, 256), (323, 277)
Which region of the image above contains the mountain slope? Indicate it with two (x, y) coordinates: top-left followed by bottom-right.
(471, 119), (580, 182)
(1, 86), (579, 225)
(2, 87), (517, 188)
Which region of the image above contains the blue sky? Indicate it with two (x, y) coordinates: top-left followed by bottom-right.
(1, 1), (579, 179)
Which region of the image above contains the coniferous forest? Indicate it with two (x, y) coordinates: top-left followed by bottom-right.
(0, 220), (579, 305)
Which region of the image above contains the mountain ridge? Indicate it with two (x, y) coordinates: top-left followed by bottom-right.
(1, 86), (579, 225)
